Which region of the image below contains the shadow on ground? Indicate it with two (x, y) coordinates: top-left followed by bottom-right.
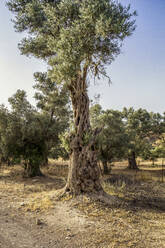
(105, 173), (165, 212)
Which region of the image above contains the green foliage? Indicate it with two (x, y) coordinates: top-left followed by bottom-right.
(90, 105), (165, 167)
(0, 88), (69, 175)
(6, 90), (46, 169)
(33, 72), (71, 160)
(122, 108), (154, 160)
(90, 104), (127, 164)
(58, 132), (71, 158)
(7, 0), (136, 84)
(8, 89), (33, 117)
(99, 109), (127, 162)
(0, 105), (11, 164)
(90, 104), (102, 128)
(154, 143), (165, 158)
(122, 108), (165, 165)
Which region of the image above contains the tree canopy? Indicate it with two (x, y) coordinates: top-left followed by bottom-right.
(7, 0), (136, 83)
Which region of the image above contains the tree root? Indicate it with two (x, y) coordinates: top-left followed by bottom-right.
(52, 186), (120, 207)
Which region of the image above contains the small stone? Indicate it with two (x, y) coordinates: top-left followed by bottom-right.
(20, 202), (25, 206)
(85, 224), (91, 228)
(36, 218), (43, 225)
(33, 179), (39, 183)
(35, 208), (40, 213)
(65, 234), (75, 240)
(65, 236), (71, 240)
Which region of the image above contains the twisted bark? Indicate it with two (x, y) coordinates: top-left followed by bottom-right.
(65, 72), (103, 195)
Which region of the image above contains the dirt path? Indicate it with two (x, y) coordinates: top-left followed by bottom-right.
(0, 196), (60, 248)
(0, 188), (97, 248)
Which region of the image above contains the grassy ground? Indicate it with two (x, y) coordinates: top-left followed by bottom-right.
(112, 158), (165, 182)
(0, 160), (165, 247)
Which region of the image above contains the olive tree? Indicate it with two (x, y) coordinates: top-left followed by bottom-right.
(90, 105), (127, 174)
(7, 0), (136, 195)
(7, 90), (45, 176)
(140, 113), (165, 165)
(34, 72), (70, 164)
(5, 89), (69, 177)
(0, 105), (12, 165)
(122, 108), (154, 170)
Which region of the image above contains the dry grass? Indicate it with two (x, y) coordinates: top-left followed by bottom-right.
(0, 161), (165, 247)
(111, 159), (165, 183)
(0, 162), (67, 213)
(72, 175), (165, 247)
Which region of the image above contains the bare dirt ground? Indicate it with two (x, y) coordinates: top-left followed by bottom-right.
(0, 162), (165, 248)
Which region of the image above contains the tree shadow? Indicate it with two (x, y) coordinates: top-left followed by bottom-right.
(124, 195), (165, 212)
(104, 173), (165, 213)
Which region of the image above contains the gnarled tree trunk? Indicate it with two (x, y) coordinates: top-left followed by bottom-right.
(65, 72), (103, 195)
(128, 151), (139, 170)
(24, 163), (43, 177)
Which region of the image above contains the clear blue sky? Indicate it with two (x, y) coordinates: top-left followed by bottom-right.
(0, 0), (165, 113)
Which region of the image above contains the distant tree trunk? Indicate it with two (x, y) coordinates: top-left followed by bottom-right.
(102, 160), (109, 174)
(7, 159), (11, 166)
(65, 72), (103, 195)
(0, 157), (4, 166)
(24, 163), (43, 177)
(41, 154), (48, 167)
(0, 156), (8, 165)
(127, 151), (139, 170)
(42, 143), (49, 166)
(161, 159), (164, 183)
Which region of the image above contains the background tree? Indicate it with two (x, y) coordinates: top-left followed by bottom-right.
(140, 113), (165, 165)
(33, 72), (70, 163)
(150, 112), (165, 165)
(90, 105), (127, 174)
(7, 0), (136, 195)
(0, 105), (12, 165)
(122, 107), (154, 169)
(1, 89), (69, 177)
(0, 92), (32, 166)
(90, 104), (103, 129)
(8, 90), (45, 176)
